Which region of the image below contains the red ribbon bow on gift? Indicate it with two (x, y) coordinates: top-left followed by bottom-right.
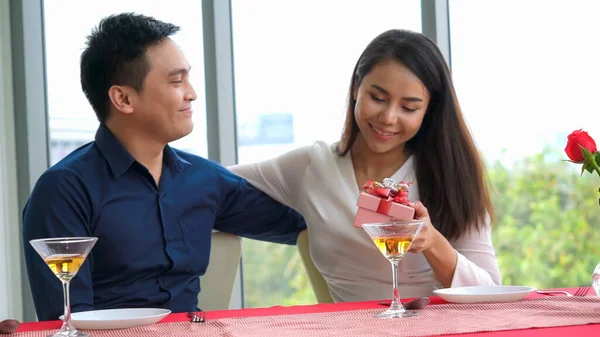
(361, 178), (412, 207)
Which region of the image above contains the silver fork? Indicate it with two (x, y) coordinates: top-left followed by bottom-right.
(537, 286), (590, 297)
(187, 311), (206, 323)
(537, 290), (573, 296)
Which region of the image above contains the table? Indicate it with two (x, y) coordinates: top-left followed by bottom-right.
(16, 288), (600, 336)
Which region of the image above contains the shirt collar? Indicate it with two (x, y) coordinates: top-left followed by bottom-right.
(95, 124), (135, 178)
(163, 144), (191, 173)
(95, 124), (191, 178)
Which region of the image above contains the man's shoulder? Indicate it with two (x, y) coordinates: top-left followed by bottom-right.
(40, 142), (100, 183)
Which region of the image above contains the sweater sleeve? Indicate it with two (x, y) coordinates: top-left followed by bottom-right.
(228, 144), (313, 211)
(449, 223), (502, 287)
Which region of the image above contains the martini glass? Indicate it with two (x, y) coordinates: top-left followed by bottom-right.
(30, 237), (97, 337)
(362, 220), (425, 318)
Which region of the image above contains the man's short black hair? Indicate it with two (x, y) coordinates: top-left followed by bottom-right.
(80, 13), (180, 123)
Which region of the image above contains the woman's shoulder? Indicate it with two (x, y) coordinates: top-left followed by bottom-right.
(310, 140), (341, 155)
(304, 140), (345, 163)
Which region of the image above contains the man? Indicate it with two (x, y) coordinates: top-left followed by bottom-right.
(23, 13), (306, 321)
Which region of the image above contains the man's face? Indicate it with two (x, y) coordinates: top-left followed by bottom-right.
(130, 38), (197, 143)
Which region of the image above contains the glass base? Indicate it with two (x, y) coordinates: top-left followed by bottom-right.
(376, 308), (418, 318)
(593, 261), (600, 297)
(49, 330), (90, 337)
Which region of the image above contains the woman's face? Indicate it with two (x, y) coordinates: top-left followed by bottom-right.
(353, 60), (430, 155)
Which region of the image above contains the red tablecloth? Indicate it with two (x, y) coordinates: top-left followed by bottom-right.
(16, 288), (600, 336)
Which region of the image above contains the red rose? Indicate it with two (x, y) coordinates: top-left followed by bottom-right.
(565, 129), (597, 162)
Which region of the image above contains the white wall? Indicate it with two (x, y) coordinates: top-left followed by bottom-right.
(0, 0), (24, 321)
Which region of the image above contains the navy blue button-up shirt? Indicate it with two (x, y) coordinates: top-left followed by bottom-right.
(23, 124), (306, 321)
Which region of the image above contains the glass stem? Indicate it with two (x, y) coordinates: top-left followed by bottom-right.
(60, 280), (76, 332)
(389, 260), (404, 311)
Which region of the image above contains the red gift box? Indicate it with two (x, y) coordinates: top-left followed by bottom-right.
(353, 179), (415, 228)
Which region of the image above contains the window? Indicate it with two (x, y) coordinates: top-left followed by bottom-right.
(43, 0), (207, 165)
(449, 0), (600, 288)
(231, 0), (422, 307)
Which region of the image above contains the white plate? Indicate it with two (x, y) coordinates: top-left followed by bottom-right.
(59, 308), (171, 330)
(433, 285), (537, 303)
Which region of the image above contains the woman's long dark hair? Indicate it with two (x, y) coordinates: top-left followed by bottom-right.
(336, 29), (494, 240)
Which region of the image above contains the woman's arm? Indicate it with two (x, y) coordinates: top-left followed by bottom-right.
(227, 145), (313, 210)
(447, 224), (502, 287)
(409, 202), (501, 288)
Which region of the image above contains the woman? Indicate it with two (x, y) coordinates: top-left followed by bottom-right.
(229, 29), (501, 302)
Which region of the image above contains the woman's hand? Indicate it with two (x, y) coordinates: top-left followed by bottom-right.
(406, 201), (458, 287)
(407, 201), (443, 253)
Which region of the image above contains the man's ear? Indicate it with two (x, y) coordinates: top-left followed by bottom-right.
(107, 85), (135, 115)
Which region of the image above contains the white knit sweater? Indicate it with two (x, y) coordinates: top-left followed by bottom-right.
(229, 141), (501, 302)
